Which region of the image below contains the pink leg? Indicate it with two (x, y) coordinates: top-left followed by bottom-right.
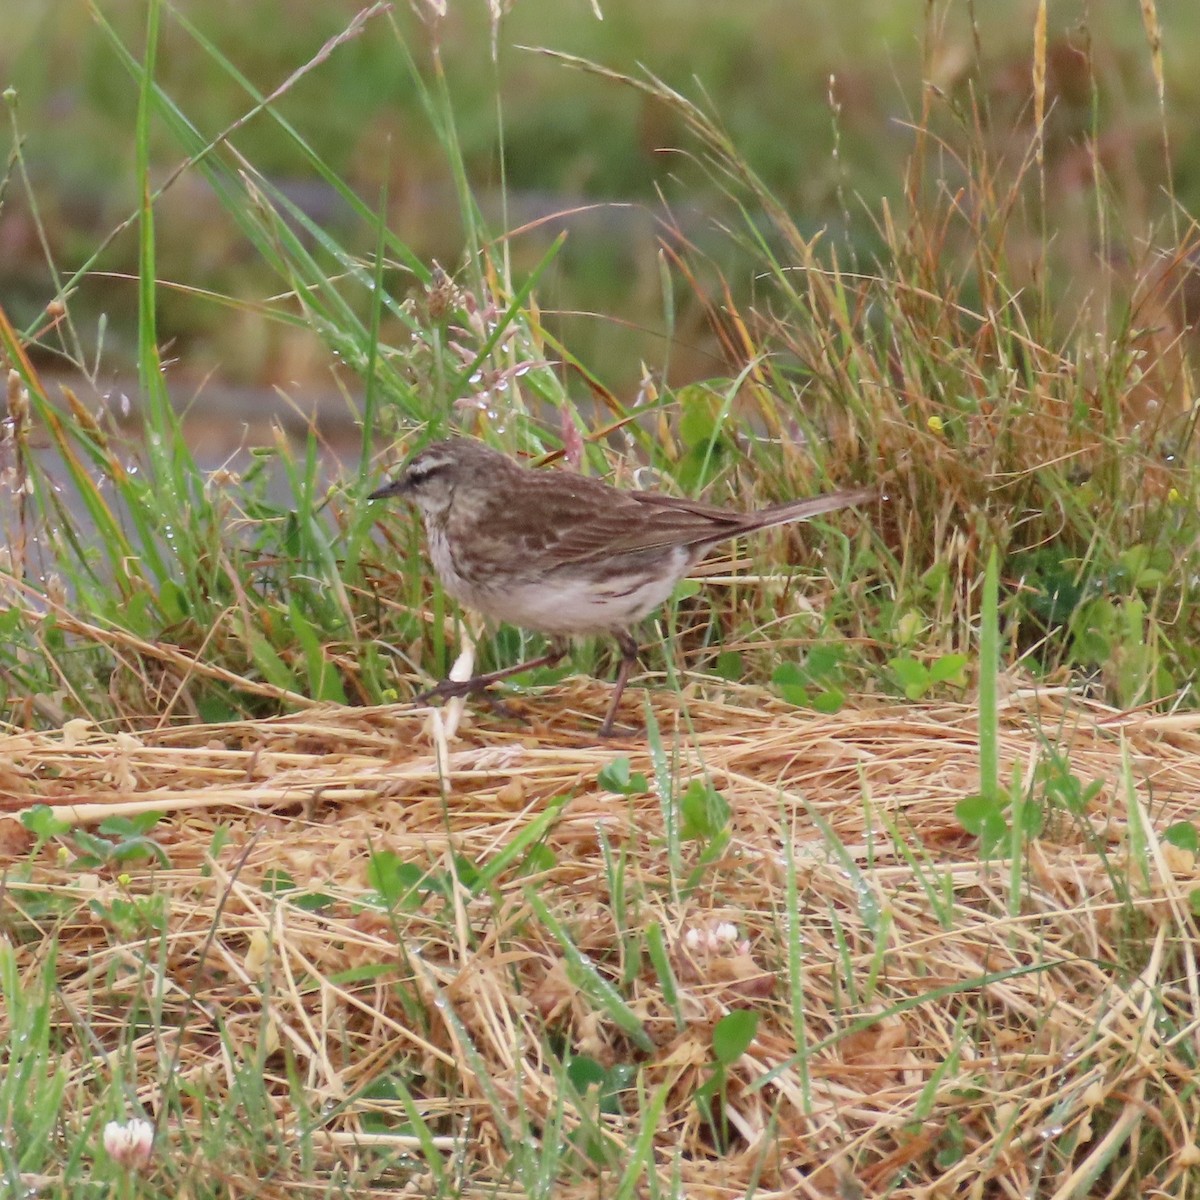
(598, 630), (640, 738)
(414, 642), (568, 705)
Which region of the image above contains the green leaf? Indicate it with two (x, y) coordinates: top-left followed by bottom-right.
(262, 868), (296, 894)
(289, 598), (348, 703)
(451, 853), (480, 891)
(0, 604), (22, 638)
(1165, 822), (1200, 854)
(99, 812), (163, 837)
(1070, 597), (1117, 665)
(524, 844), (557, 873)
(805, 645), (844, 681)
(693, 1063), (723, 1108)
(599, 758), (648, 795)
(894, 609), (924, 645)
(671, 578), (702, 602)
(889, 656), (930, 698)
(206, 825), (231, 873)
(242, 624), (300, 693)
(1016, 800), (1045, 838)
(70, 830), (116, 859)
(567, 1055), (607, 1093)
(680, 779), (730, 842)
(936, 1114), (967, 1168)
(120, 589), (154, 637)
(158, 578), (189, 624)
(955, 794), (1008, 857)
(328, 964), (396, 986)
(110, 836), (171, 867)
(20, 805), (71, 842)
(645, 922), (683, 1029)
(599, 757), (631, 791)
(677, 386), (720, 448)
(921, 561), (950, 592)
(91, 895), (167, 934)
(197, 695), (240, 724)
(365, 851), (429, 910)
(772, 662), (811, 708)
(929, 654), (968, 686)
(714, 651), (743, 681)
(811, 688), (845, 714)
(712, 1009), (758, 1065)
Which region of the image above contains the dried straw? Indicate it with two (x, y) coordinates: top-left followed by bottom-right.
(3, 678), (1199, 1196)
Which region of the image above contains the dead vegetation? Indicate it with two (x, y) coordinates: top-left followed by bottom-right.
(4, 679), (1200, 1196)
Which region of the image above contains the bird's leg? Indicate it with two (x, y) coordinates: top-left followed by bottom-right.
(413, 640), (568, 706)
(598, 629), (641, 738)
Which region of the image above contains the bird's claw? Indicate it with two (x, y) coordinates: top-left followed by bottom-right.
(412, 678), (480, 704)
(412, 680), (523, 722)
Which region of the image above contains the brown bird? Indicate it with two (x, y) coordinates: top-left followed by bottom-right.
(370, 437), (871, 736)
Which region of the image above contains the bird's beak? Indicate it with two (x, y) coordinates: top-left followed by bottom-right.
(367, 477), (408, 500)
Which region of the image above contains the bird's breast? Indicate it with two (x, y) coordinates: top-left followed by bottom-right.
(421, 533), (694, 635)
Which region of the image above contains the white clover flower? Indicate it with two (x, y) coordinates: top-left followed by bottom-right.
(103, 1118), (154, 1169)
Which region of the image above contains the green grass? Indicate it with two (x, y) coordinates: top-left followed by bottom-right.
(3, 0), (1200, 1195)
(1, 0), (1198, 728)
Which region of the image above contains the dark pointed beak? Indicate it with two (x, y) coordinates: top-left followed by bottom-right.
(368, 477), (408, 501)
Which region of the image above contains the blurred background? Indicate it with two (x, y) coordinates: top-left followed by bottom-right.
(1, 0), (1196, 413)
(4, 0), (1200, 724)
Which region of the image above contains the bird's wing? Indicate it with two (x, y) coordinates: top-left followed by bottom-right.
(456, 476), (728, 568)
(458, 472), (869, 572)
(592, 486), (874, 554)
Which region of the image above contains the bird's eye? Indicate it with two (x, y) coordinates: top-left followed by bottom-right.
(405, 461), (445, 487)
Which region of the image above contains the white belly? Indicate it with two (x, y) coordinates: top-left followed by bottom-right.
(428, 528), (690, 634)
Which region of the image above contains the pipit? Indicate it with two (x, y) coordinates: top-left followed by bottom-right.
(369, 437), (872, 736)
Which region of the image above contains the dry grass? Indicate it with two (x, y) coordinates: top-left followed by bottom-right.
(4, 679), (1200, 1196)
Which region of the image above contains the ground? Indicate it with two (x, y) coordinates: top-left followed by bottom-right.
(4, 679), (1198, 1196)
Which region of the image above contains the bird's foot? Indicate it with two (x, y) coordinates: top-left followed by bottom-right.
(596, 708), (639, 739)
(412, 679), (523, 722)
(413, 678), (483, 704)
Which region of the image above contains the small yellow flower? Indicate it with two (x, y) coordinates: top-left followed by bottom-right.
(927, 415), (945, 436)
(1168, 487), (1182, 505)
(117, 873), (132, 888)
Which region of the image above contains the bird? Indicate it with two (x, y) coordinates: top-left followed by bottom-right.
(369, 436), (872, 736)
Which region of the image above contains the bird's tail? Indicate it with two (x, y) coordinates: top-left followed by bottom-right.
(745, 486), (875, 532)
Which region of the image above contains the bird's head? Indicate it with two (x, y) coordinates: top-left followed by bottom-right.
(368, 438), (497, 519)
